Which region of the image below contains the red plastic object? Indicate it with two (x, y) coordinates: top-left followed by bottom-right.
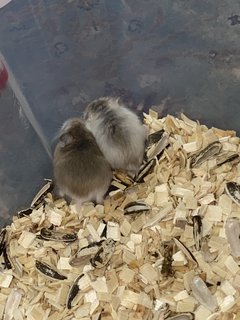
(0, 60), (8, 90)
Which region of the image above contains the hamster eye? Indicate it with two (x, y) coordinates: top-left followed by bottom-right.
(60, 133), (73, 146)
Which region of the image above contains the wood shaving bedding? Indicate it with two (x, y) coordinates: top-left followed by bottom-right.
(1, 111), (240, 320)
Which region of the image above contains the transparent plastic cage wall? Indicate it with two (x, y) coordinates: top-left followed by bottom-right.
(1, 0), (240, 226)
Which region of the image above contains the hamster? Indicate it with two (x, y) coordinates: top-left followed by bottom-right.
(53, 118), (112, 206)
(83, 97), (147, 176)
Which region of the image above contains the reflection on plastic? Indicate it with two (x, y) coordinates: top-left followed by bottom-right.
(0, 0), (12, 9)
(0, 53), (52, 159)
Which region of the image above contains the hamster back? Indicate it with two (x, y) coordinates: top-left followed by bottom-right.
(53, 118), (112, 204)
(84, 97), (147, 175)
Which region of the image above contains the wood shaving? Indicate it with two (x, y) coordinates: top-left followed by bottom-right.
(1, 111), (240, 319)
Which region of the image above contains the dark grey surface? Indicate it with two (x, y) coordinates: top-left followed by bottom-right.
(0, 0), (240, 226)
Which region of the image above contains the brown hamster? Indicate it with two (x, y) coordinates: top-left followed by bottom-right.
(53, 118), (112, 206)
(83, 97), (147, 176)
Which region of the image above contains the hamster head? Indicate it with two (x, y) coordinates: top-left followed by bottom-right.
(58, 117), (95, 148)
(83, 97), (110, 121)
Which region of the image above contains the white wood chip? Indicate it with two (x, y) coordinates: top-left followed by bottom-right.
(174, 290), (189, 301)
(220, 295), (235, 312)
(90, 299), (99, 315)
(74, 304), (91, 317)
(119, 219), (131, 237)
(143, 203), (173, 228)
(91, 277), (108, 293)
(220, 280), (236, 296)
(183, 141), (199, 153)
(195, 305), (212, 320)
(107, 222), (121, 241)
(199, 193), (215, 205)
(97, 222), (107, 237)
(139, 263), (158, 283)
(119, 267), (135, 284)
(47, 208), (63, 226)
(3, 288), (22, 320)
(57, 257), (72, 270)
(145, 192), (155, 206)
(154, 184), (169, 205)
(130, 233), (142, 244)
(18, 231), (36, 249)
(176, 298), (196, 312)
(171, 186), (193, 198)
(172, 251), (188, 265)
(218, 194), (232, 215)
(78, 274), (92, 291)
(0, 272), (13, 288)
(205, 205), (223, 222)
(225, 256), (239, 274)
(85, 290), (97, 303)
(120, 290), (139, 308)
(86, 224), (101, 242)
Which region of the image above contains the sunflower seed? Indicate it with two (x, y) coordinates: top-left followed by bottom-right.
(40, 228), (77, 243)
(35, 260), (67, 280)
(17, 208), (33, 218)
(0, 228), (6, 255)
(31, 179), (54, 208)
(76, 240), (104, 257)
(173, 238), (198, 265)
(69, 240), (105, 267)
(100, 220), (107, 238)
(2, 244), (12, 269)
(225, 217), (240, 258)
(136, 158), (157, 183)
(190, 141), (222, 168)
(192, 215), (203, 250)
(161, 241), (174, 277)
(154, 303), (171, 319)
(124, 201), (151, 215)
(190, 276), (218, 312)
(147, 132), (169, 161)
(216, 152), (239, 167)
(0, 229), (11, 269)
(178, 150), (187, 169)
(67, 274), (84, 309)
(143, 203), (173, 229)
(69, 255), (92, 268)
(146, 129), (165, 148)
(225, 181), (240, 206)
(154, 300), (170, 314)
(90, 238), (116, 268)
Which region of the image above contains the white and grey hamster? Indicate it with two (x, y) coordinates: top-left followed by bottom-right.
(53, 118), (112, 206)
(83, 97), (147, 176)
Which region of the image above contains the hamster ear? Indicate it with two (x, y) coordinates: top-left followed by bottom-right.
(59, 133), (73, 147)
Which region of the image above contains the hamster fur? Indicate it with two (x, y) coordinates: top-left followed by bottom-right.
(83, 97), (147, 176)
(53, 118), (112, 206)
